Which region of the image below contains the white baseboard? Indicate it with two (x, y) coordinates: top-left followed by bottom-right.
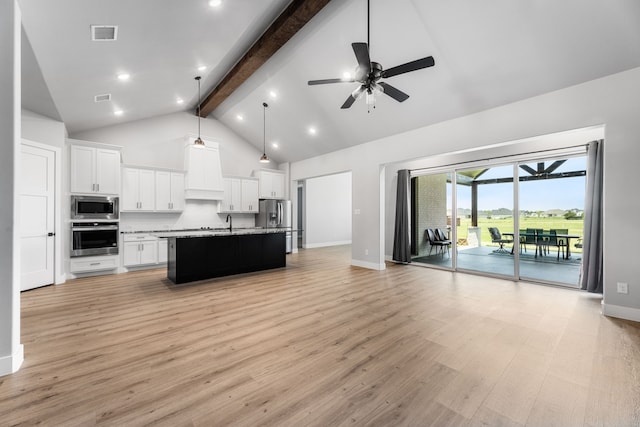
(304, 240), (352, 249)
(0, 344), (24, 377)
(602, 303), (640, 323)
(351, 259), (386, 271)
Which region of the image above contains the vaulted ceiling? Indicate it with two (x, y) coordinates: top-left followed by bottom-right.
(20, 0), (640, 163)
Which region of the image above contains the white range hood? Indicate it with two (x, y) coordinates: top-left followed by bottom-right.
(184, 136), (224, 200)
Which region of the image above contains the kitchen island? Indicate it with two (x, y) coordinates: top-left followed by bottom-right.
(154, 229), (287, 284)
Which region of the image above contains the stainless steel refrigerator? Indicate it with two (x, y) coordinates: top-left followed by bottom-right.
(257, 199), (292, 253)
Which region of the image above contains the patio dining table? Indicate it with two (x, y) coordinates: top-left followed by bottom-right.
(503, 231), (581, 259)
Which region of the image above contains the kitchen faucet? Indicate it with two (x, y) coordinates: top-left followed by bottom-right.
(226, 214), (232, 232)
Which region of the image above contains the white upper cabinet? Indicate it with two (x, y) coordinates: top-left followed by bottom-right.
(241, 178), (259, 212)
(253, 169), (285, 199)
(70, 145), (121, 195)
(122, 167), (155, 211)
(155, 171), (185, 212)
(220, 177), (259, 213)
(184, 139), (224, 200)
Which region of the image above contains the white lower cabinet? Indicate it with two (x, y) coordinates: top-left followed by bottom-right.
(70, 255), (119, 273)
(123, 234), (158, 266)
(158, 239), (168, 264)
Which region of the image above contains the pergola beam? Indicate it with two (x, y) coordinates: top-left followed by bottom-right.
(198, 0), (332, 117)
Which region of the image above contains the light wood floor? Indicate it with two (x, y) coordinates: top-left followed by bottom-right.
(2, 245), (639, 426)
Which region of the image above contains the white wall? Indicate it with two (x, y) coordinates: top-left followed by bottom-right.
(72, 111), (279, 232)
(304, 172), (352, 248)
(0, 0), (23, 376)
(290, 66), (640, 322)
(22, 109), (67, 147)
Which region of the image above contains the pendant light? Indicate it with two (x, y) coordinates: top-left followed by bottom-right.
(259, 102), (270, 163)
(193, 76), (204, 145)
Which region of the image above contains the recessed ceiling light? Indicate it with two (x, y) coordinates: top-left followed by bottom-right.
(114, 110), (124, 116)
(117, 73), (130, 81)
(269, 90), (277, 99)
(272, 142), (279, 149)
(209, 0), (222, 7)
(176, 98), (184, 105)
(197, 65), (207, 72)
(342, 71), (352, 80)
(308, 127), (317, 135)
(236, 114), (244, 121)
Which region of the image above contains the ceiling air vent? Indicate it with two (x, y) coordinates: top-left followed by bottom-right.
(94, 93), (112, 103)
(91, 25), (118, 41)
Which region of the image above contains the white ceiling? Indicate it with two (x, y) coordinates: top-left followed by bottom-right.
(20, 0), (640, 163)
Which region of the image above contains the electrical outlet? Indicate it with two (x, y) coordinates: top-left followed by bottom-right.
(617, 282), (628, 294)
(365, 249), (369, 255)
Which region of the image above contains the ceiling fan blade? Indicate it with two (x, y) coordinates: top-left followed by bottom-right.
(378, 82), (410, 102)
(341, 95), (357, 109)
(341, 85), (366, 109)
(308, 78), (355, 85)
(352, 42), (371, 71)
(381, 56), (435, 79)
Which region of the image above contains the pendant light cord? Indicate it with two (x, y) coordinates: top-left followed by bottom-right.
(197, 76), (201, 137)
(263, 102), (268, 154)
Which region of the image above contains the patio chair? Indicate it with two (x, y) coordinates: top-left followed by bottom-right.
(426, 228), (451, 256)
(525, 228), (547, 257)
(518, 229), (527, 253)
(488, 227), (512, 253)
(546, 230), (565, 260)
(549, 228), (568, 259)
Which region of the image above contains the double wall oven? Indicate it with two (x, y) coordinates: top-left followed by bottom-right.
(71, 195), (119, 257)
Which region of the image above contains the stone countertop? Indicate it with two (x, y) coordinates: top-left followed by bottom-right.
(150, 228), (289, 238)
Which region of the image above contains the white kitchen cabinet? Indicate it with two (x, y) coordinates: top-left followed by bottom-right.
(70, 145), (121, 195)
(69, 254), (119, 273)
(241, 178), (259, 212)
(122, 167), (155, 211)
(123, 234), (158, 266)
(184, 141), (224, 200)
(155, 171), (185, 212)
(157, 239), (168, 264)
(219, 177), (259, 213)
(253, 169), (285, 199)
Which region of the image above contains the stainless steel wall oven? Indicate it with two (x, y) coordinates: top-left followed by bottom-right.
(71, 222), (119, 257)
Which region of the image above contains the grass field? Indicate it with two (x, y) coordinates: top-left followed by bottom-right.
(456, 216), (584, 253)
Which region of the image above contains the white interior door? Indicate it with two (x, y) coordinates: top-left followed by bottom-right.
(20, 144), (55, 291)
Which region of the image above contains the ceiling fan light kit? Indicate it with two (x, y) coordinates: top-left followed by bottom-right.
(308, 0), (435, 112)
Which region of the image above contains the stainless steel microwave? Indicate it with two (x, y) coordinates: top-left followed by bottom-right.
(71, 195), (119, 220)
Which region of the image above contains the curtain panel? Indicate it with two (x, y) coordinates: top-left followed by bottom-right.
(392, 169), (411, 263)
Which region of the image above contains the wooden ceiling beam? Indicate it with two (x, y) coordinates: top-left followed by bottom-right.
(198, 0), (332, 117)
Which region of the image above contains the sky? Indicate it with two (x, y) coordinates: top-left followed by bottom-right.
(448, 157), (587, 212)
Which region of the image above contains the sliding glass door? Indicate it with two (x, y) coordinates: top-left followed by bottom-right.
(455, 165), (515, 276)
(410, 152), (586, 287)
(517, 156), (586, 286)
(410, 172), (452, 269)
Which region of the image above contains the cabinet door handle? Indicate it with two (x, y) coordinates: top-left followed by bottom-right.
(90, 262), (100, 266)
(97, 183), (100, 192)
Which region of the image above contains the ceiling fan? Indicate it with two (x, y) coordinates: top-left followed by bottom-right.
(307, 0), (435, 110)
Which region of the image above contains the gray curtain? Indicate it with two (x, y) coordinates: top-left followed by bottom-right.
(392, 169), (411, 263)
(580, 140), (603, 293)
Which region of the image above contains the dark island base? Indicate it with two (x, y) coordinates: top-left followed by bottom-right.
(167, 233), (286, 284)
